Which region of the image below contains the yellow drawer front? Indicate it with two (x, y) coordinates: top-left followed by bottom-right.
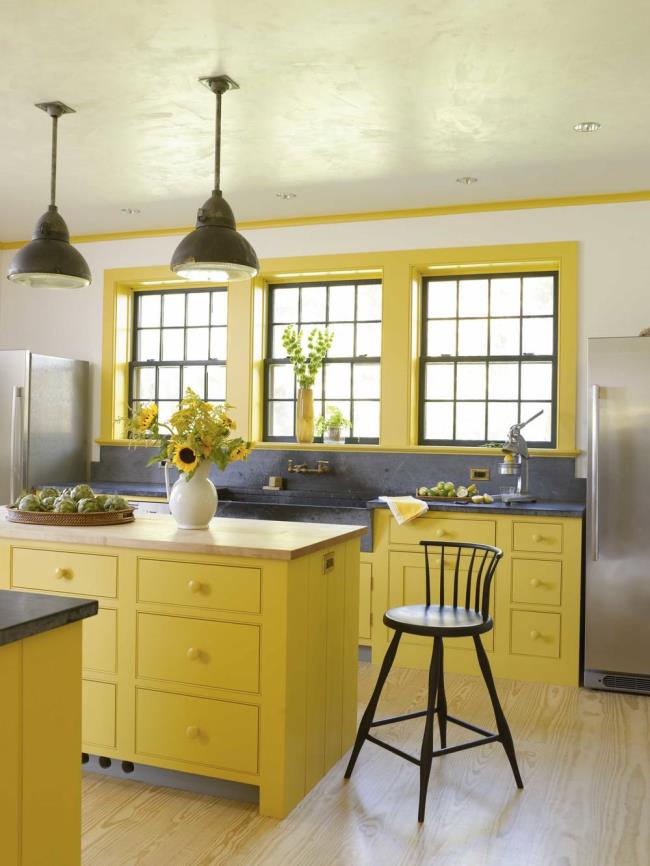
(137, 558), (261, 614)
(359, 562), (372, 641)
(137, 613), (260, 693)
(82, 680), (116, 749)
(512, 559), (562, 606)
(512, 522), (563, 554)
(390, 516), (496, 547)
(135, 688), (258, 774)
(83, 608), (117, 674)
(510, 610), (561, 658)
(11, 547), (117, 598)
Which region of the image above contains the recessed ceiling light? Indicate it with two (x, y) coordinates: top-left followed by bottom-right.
(276, 192), (297, 199)
(456, 176), (478, 185)
(573, 121), (601, 132)
(121, 207), (141, 215)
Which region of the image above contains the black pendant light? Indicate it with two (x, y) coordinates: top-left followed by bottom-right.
(171, 75), (259, 283)
(7, 101), (91, 289)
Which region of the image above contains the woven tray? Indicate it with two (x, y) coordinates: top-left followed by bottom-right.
(4, 506), (135, 526)
(417, 495), (473, 502)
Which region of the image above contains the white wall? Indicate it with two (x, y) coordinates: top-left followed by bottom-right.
(2, 199), (650, 472)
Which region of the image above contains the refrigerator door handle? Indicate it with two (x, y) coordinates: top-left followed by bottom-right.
(10, 386), (24, 504)
(590, 384), (600, 561)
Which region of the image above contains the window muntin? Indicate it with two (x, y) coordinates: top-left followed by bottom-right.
(265, 279), (382, 443)
(420, 272), (558, 447)
(130, 288), (227, 425)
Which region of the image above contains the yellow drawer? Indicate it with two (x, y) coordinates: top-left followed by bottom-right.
(390, 515), (496, 547)
(82, 680), (116, 749)
(359, 561), (372, 641)
(83, 608), (117, 674)
(137, 558), (261, 614)
(512, 522), (563, 554)
(510, 610), (561, 658)
(136, 613), (260, 693)
(11, 547), (117, 598)
(135, 687), (258, 774)
(512, 559), (562, 606)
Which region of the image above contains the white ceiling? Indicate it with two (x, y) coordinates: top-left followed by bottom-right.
(1, 0), (650, 240)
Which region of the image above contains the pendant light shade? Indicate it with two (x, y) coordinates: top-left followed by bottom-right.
(171, 76), (259, 283)
(7, 102), (91, 289)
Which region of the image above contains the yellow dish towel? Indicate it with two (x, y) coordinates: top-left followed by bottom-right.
(379, 495), (428, 525)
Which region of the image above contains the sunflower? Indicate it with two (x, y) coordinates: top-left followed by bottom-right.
(172, 443), (200, 473)
(230, 444), (250, 462)
(136, 403), (158, 432)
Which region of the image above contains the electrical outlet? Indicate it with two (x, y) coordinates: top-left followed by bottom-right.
(470, 467), (490, 481)
(322, 552), (335, 574)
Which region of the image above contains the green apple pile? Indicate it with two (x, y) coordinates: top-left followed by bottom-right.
(417, 482), (494, 504)
(16, 485), (130, 514)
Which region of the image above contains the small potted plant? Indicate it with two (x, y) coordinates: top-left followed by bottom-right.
(316, 406), (351, 444)
(282, 325), (334, 443)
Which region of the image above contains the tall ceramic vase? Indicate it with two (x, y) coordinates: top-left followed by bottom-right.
(296, 388), (314, 443)
(164, 460), (217, 529)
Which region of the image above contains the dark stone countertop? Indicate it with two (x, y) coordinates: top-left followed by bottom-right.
(0, 590), (98, 647)
(366, 498), (586, 518)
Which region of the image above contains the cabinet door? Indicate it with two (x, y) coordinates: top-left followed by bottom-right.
(359, 562), (372, 642)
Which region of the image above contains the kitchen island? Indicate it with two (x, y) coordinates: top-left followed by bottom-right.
(0, 513), (365, 819)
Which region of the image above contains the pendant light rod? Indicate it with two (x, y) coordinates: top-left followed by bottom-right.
(199, 75), (239, 194)
(35, 101), (75, 208)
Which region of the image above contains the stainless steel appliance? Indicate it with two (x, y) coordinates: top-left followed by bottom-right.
(584, 337), (650, 695)
(497, 409), (543, 502)
(0, 351), (89, 505)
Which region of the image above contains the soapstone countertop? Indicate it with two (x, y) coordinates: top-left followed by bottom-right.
(0, 590), (98, 647)
(366, 498), (586, 518)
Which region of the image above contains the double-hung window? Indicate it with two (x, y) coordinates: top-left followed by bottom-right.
(420, 271), (558, 447)
(129, 288), (228, 425)
(264, 279), (382, 443)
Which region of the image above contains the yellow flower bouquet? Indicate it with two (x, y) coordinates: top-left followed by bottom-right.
(121, 388), (251, 478)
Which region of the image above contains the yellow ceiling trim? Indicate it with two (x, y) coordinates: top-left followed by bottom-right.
(2, 188), (650, 249)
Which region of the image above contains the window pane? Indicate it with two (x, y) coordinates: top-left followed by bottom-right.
(455, 402), (485, 441)
(427, 281), (456, 318)
(269, 401), (294, 437)
(353, 364), (380, 399)
(329, 324), (354, 357)
(133, 367), (155, 400)
(490, 278), (520, 316)
(272, 288), (299, 323)
(357, 284), (381, 321)
(137, 329), (160, 362)
(521, 362), (553, 400)
(488, 363), (519, 400)
(138, 294), (161, 328)
(300, 285), (326, 322)
(182, 365), (205, 397)
(186, 292), (210, 326)
(207, 366), (226, 401)
(425, 363), (454, 400)
(356, 322), (381, 356)
(458, 279), (488, 318)
(186, 328), (209, 361)
(312, 368), (323, 400)
(487, 401), (519, 440)
(490, 318), (520, 355)
(161, 328), (184, 361)
(163, 293), (185, 327)
(210, 327), (227, 360)
(272, 325), (288, 358)
(324, 363), (351, 399)
(458, 319), (488, 356)
(328, 284), (355, 321)
(522, 318), (553, 355)
(353, 401), (379, 438)
(158, 366), (180, 400)
(523, 276), (554, 315)
(157, 401), (177, 426)
(427, 320), (456, 356)
(456, 363), (486, 400)
(270, 364), (294, 399)
(520, 403), (552, 441)
(425, 402), (453, 440)
(211, 291), (228, 326)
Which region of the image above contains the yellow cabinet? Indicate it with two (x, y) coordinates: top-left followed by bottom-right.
(511, 558), (562, 606)
(390, 514), (496, 547)
(510, 610), (561, 658)
(512, 521), (563, 554)
(11, 546), (117, 598)
(82, 680), (116, 749)
(358, 561), (372, 642)
(82, 607), (117, 674)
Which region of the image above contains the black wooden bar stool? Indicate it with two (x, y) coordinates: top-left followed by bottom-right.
(345, 540), (523, 822)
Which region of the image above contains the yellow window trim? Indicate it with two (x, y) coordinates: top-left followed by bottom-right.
(100, 241), (578, 453)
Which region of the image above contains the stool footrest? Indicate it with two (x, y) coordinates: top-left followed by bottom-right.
(370, 709), (429, 728)
(366, 734), (421, 766)
(431, 734), (500, 759)
(445, 714), (495, 739)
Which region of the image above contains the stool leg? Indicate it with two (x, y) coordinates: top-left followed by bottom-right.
(473, 635), (524, 789)
(436, 639), (447, 749)
(344, 629), (402, 779)
(418, 637), (441, 822)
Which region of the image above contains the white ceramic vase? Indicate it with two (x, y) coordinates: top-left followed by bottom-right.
(164, 460), (217, 529)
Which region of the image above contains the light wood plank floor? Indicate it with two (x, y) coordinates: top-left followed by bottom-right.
(82, 662), (650, 866)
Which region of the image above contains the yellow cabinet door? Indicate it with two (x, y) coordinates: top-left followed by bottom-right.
(510, 610), (561, 658)
(359, 562), (372, 641)
(390, 515), (496, 547)
(82, 608), (117, 674)
(512, 521), (563, 554)
(0, 642), (20, 866)
(511, 558), (562, 606)
(137, 558), (261, 613)
(11, 546), (117, 598)
(82, 680), (117, 750)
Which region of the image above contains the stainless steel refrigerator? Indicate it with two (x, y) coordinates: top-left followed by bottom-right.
(0, 351), (89, 505)
(585, 337), (650, 695)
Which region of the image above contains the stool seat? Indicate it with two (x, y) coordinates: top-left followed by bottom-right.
(384, 604), (493, 637)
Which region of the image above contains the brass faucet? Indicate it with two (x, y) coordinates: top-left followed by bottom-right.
(287, 459), (330, 474)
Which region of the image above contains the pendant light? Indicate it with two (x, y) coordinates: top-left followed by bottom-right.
(170, 75), (259, 283)
(7, 101), (91, 289)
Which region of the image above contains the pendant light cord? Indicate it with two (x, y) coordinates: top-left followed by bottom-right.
(214, 89), (222, 193)
(50, 112), (58, 207)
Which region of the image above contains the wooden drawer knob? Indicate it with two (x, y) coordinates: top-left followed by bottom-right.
(530, 578), (541, 588)
(185, 725), (200, 739)
(55, 567), (72, 579)
(529, 630), (540, 640)
(532, 534), (542, 543)
(435, 529), (445, 538)
(187, 579), (201, 593)
(186, 647), (200, 661)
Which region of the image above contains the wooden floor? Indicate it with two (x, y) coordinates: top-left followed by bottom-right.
(82, 662), (650, 866)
